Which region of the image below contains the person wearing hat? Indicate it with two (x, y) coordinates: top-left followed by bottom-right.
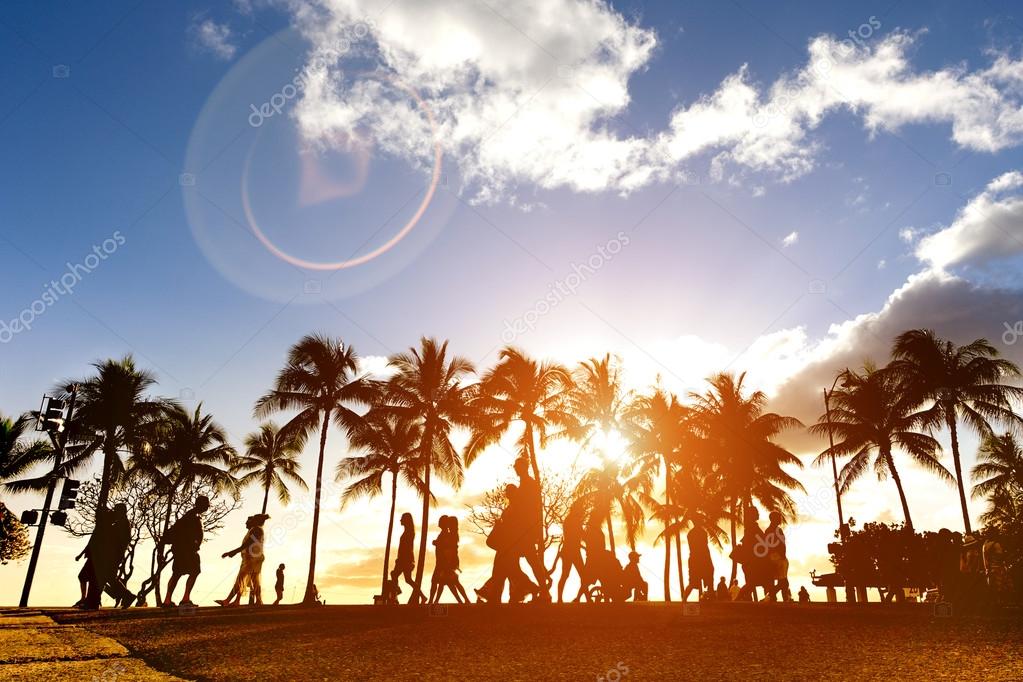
(623, 551), (648, 601)
(162, 495), (210, 608)
(217, 513), (269, 606)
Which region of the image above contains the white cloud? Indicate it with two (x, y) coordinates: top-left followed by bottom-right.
(877, 258), (887, 269)
(782, 230), (799, 247)
(916, 171), (1023, 269)
(899, 227), (918, 243)
(284, 2), (1023, 202)
(190, 17), (237, 60)
(356, 354), (396, 379)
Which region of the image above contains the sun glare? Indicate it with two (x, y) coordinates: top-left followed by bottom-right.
(592, 428), (630, 463)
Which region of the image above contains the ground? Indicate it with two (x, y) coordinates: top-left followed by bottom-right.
(5, 602), (1021, 681)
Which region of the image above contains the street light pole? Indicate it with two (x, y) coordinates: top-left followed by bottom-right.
(19, 385), (77, 608)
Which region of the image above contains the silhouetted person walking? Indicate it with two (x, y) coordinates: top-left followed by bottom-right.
(765, 511), (790, 602)
(430, 515), (469, 603)
(684, 526), (714, 601)
(513, 458), (549, 600)
(391, 512), (426, 604)
(274, 564), (286, 605)
(556, 505), (586, 603)
(478, 483), (537, 603)
(217, 514), (268, 607)
(80, 504), (135, 609)
(161, 495), (210, 608)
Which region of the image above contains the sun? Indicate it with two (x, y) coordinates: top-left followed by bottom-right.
(592, 428), (630, 464)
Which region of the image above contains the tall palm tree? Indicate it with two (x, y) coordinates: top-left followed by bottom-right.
(889, 329), (1023, 533)
(565, 354), (631, 551)
(971, 432), (1023, 501)
(624, 388), (689, 600)
(50, 357), (165, 510)
(336, 411), (427, 597)
(810, 366), (951, 530)
(0, 413), (51, 484)
(688, 372), (804, 580)
(233, 422), (308, 515)
(382, 337), (475, 601)
(255, 334), (378, 604)
(465, 347), (576, 484)
(572, 456), (645, 552)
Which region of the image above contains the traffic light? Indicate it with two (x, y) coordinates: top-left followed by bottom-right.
(50, 511), (67, 526)
(40, 397), (67, 434)
(20, 510), (39, 525)
(58, 479), (80, 511)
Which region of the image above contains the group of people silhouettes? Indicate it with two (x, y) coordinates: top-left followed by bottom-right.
(73, 462), (797, 609)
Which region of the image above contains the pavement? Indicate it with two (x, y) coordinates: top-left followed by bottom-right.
(0, 608), (184, 681)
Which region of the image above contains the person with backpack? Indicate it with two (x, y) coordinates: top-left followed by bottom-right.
(161, 495), (210, 608)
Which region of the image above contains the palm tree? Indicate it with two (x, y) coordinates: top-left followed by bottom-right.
(49, 357), (165, 510)
(131, 403), (238, 603)
(688, 372), (804, 580)
(0, 413), (52, 484)
(465, 347), (576, 483)
(972, 432), (1023, 501)
(564, 354), (632, 551)
(336, 411), (427, 597)
(624, 388), (689, 600)
(233, 422), (308, 515)
(572, 456), (645, 552)
(382, 337), (475, 601)
(810, 366), (951, 530)
(255, 334), (378, 604)
(889, 329), (1023, 534)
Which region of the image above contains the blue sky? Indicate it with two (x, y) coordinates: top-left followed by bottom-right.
(3, 0), (1023, 605)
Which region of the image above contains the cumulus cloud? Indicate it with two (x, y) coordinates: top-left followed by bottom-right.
(915, 171), (1023, 269)
(189, 17), (238, 60)
(782, 231), (799, 247)
(282, 1), (1023, 202)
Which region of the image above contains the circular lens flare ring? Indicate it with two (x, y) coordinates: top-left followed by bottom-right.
(241, 76), (443, 271)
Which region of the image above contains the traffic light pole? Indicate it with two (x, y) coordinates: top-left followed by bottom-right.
(19, 385), (77, 608)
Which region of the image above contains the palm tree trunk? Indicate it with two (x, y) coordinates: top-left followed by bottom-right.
(675, 531), (684, 594)
(381, 473), (398, 596)
(606, 512), (616, 554)
(663, 463), (671, 602)
(729, 502), (738, 583)
(946, 415), (972, 534)
(413, 423), (434, 603)
(303, 409), (331, 604)
(261, 482), (270, 516)
(884, 449), (913, 530)
(97, 440), (116, 511)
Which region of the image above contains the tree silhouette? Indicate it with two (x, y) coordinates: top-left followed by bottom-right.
(811, 366), (951, 530)
(255, 334), (378, 605)
(889, 329), (1023, 534)
(233, 422), (308, 515)
(0, 413), (51, 484)
(382, 337), (475, 603)
(336, 411), (427, 597)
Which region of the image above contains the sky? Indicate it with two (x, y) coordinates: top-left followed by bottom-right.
(3, 0), (1023, 606)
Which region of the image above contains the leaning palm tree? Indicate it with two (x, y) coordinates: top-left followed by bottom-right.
(336, 411), (427, 597)
(382, 337), (475, 602)
(623, 388), (690, 600)
(688, 372), (804, 581)
(889, 329), (1023, 533)
(27, 357), (166, 510)
(810, 366), (952, 530)
(233, 422), (308, 515)
(0, 413), (52, 484)
(255, 334), (379, 604)
(971, 432), (1023, 502)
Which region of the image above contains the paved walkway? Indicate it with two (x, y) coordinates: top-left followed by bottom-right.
(0, 608), (184, 681)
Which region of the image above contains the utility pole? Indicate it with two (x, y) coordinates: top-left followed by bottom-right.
(19, 385), (77, 607)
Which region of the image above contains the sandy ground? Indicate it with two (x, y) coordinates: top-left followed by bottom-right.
(49, 601), (1023, 681)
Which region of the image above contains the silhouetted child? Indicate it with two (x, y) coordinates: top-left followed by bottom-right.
(728, 578), (740, 601)
(716, 577), (729, 600)
(623, 551), (648, 601)
(392, 512), (426, 604)
(274, 564), (285, 605)
(798, 586), (810, 603)
(430, 515), (470, 603)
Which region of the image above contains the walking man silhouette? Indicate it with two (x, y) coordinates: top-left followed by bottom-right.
(161, 495), (209, 608)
